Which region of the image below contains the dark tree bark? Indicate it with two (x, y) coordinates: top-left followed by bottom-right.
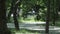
(45, 0), (50, 34)
(13, 6), (19, 30)
(8, 0), (20, 21)
(0, 0), (11, 34)
(13, 0), (21, 30)
(8, 0), (21, 30)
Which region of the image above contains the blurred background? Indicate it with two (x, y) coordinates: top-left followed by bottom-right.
(1, 0), (60, 34)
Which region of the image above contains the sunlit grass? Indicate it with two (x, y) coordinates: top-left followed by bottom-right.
(18, 16), (45, 23)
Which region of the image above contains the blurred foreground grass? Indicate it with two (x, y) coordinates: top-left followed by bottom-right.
(10, 29), (42, 34)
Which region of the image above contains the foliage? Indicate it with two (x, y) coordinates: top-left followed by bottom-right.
(6, 0), (60, 22)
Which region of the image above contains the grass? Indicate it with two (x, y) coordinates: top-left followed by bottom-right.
(18, 17), (45, 23)
(10, 28), (60, 34)
(10, 29), (41, 34)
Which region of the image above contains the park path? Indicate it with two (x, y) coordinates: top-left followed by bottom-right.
(7, 22), (60, 34)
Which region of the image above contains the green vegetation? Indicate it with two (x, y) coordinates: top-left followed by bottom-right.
(0, 0), (60, 34)
(5, 0), (60, 34)
(10, 29), (43, 34)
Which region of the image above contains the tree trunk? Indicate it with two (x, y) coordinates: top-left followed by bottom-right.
(0, 0), (11, 34)
(8, 0), (21, 30)
(45, 0), (50, 34)
(13, 0), (21, 30)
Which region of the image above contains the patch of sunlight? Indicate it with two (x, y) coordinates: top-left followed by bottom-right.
(18, 15), (45, 23)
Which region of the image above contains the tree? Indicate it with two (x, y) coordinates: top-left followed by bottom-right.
(13, 0), (21, 30)
(45, 0), (50, 34)
(0, 0), (11, 34)
(7, 0), (21, 30)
